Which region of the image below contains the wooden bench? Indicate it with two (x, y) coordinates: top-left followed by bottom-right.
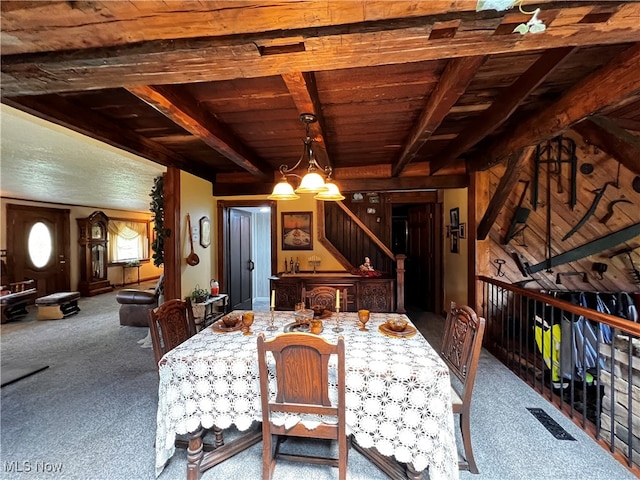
(1, 281), (37, 323)
(36, 292), (81, 320)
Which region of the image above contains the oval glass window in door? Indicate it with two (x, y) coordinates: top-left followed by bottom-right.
(28, 221), (53, 268)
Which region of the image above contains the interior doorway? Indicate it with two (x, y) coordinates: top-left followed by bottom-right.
(217, 200), (277, 311)
(392, 203), (442, 313)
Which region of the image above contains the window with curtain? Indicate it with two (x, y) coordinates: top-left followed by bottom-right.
(108, 219), (150, 263)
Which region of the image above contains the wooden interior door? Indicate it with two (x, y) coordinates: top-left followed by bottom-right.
(228, 208), (253, 310)
(405, 204), (440, 313)
(6, 204), (71, 297)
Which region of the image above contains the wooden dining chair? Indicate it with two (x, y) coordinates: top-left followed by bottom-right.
(149, 298), (221, 451)
(148, 298), (197, 367)
(257, 332), (348, 480)
(440, 302), (486, 474)
(301, 286), (348, 312)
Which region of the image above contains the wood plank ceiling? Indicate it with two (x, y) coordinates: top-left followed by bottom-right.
(2, 1), (639, 197)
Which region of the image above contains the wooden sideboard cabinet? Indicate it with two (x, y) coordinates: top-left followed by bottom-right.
(270, 273), (395, 312)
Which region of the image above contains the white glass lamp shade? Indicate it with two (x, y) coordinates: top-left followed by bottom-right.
(267, 180), (300, 200)
(314, 182), (345, 201)
(295, 171), (328, 193)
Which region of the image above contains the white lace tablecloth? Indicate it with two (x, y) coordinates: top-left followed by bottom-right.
(155, 311), (458, 480)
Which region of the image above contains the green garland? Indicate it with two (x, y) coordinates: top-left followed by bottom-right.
(149, 175), (168, 267)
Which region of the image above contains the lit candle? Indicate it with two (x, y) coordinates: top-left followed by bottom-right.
(335, 289), (340, 309)
(270, 290), (275, 308)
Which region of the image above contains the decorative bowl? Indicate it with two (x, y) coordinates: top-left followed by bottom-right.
(294, 308), (314, 325)
(222, 313), (241, 328)
(311, 304), (324, 317)
(386, 317), (408, 332)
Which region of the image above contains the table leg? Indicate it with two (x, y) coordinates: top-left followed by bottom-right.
(213, 425), (224, 448)
(351, 438), (408, 479)
(186, 428), (204, 480)
(406, 463), (425, 480)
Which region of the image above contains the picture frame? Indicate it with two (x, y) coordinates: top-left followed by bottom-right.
(199, 216), (211, 248)
(459, 223), (466, 239)
(450, 230), (459, 253)
(450, 207), (460, 230)
(282, 212), (313, 250)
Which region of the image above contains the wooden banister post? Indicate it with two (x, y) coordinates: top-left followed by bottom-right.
(395, 254), (406, 314)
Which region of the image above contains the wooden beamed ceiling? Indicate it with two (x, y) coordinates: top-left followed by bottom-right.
(1, 1), (640, 199)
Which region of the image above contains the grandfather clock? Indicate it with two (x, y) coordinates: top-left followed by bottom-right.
(77, 211), (113, 296)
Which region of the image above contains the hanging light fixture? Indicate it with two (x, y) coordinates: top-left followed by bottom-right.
(268, 113), (344, 201)
(314, 181), (345, 201)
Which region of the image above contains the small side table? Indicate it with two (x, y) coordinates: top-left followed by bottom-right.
(121, 265), (141, 287)
(194, 294), (229, 329)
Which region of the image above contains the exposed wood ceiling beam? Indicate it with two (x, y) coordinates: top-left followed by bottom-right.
(2, 4), (639, 96)
(213, 174), (468, 196)
(0, 2), (605, 55)
(391, 55), (486, 177)
(429, 46), (575, 175)
(281, 71), (332, 169)
(477, 146), (535, 240)
(469, 42), (640, 172)
(572, 115), (640, 176)
(0, 95), (213, 181)
(0, 1), (501, 54)
(607, 117), (640, 133)
(127, 85), (272, 179)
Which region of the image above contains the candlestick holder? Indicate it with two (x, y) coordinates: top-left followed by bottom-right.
(266, 306), (278, 331)
(332, 306), (343, 333)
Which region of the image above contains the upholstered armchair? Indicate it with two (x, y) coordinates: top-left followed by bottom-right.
(116, 274), (163, 327)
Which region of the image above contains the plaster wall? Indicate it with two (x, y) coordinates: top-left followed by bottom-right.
(443, 188), (469, 309)
(179, 172), (215, 299)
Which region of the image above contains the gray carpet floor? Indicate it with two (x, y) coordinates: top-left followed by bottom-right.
(1, 286), (635, 480)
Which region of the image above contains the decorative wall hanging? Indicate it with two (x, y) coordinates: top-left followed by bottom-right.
(199, 216), (211, 248)
(450, 208), (460, 230)
(282, 212), (313, 250)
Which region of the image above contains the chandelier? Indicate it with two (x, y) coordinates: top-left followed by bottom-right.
(268, 113), (344, 201)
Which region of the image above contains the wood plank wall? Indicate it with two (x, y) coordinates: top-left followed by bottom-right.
(488, 131), (640, 293)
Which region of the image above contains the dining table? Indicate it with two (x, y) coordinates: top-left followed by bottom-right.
(155, 310), (458, 480)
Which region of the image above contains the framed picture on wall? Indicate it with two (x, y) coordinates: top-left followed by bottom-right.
(282, 212), (313, 250)
(450, 230), (459, 253)
(450, 208), (460, 230)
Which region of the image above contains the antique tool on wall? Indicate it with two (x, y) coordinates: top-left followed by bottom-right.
(493, 259), (506, 277)
(503, 180), (530, 245)
(609, 246), (640, 284)
(514, 223), (640, 275)
(599, 198), (633, 225)
(532, 136), (577, 211)
(186, 214), (200, 266)
(592, 262), (608, 280)
(562, 181), (617, 241)
(555, 272), (588, 284)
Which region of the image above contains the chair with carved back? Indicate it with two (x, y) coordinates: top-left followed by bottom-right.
(440, 302), (486, 474)
(148, 298), (197, 367)
(301, 286), (348, 312)
(257, 332), (347, 480)
(148, 298), (221, 451)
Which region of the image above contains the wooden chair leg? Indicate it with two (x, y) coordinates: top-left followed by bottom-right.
(459, 411), (479, 474)
(262, 430), (272, 480)
(338, 433), (348, 480)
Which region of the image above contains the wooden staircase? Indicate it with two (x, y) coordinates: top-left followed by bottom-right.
(318, 201), (405, 313)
